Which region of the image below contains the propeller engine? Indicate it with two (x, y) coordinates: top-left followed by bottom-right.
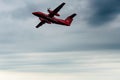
(47, 8), (60, 16)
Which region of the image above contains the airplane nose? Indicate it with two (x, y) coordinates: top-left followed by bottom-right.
(32, 12), (39, 17)
(32, 12), (36, 15)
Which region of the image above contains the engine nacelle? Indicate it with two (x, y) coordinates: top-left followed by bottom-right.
(48, 9), (60, 16)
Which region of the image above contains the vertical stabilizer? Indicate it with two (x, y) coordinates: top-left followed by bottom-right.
(65, 13), (77, 26)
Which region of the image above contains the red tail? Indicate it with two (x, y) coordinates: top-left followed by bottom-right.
(65, 13), (77, 26)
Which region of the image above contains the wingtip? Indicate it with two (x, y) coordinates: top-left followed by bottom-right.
(62, 2), (66, 5)
(36, 26), (39, 28)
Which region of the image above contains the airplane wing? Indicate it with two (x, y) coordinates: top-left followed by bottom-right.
(48, 2), (65, 18)
(36, 21), (45, 28)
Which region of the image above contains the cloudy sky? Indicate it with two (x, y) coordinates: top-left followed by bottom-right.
(0, 0), (120, 80)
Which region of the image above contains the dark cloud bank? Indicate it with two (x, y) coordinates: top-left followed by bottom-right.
(89, 0), (120, 26)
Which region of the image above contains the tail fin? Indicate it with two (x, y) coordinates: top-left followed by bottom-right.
(65, 13), (77, 26)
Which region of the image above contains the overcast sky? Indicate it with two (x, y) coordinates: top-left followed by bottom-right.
(0, 0), (120, 53)
(0, 0), (120, 80)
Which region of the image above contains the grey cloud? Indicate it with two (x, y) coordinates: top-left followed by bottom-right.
(4, 0), (80, 20)
(0, 0), (120, 76)
(89, 0), (120, 26)
(0, 0), (120, 53)
(4, 3), (39, 20)
(0, 0), (47, 20)
(0, 51), (120, 72)
(11, 4), (36, 20)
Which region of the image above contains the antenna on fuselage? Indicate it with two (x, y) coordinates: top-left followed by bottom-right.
(47, 8), (50, 12)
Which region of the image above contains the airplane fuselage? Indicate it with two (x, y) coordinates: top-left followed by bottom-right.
(32, 2), (76, 28)
(32, 12), (70, 26)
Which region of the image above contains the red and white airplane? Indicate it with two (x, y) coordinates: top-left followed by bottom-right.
(32, 2), (77, 28)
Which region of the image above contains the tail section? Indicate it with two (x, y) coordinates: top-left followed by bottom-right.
(65, 13), (77, 26)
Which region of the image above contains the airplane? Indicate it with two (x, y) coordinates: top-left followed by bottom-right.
(32, 2), (77, 28)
